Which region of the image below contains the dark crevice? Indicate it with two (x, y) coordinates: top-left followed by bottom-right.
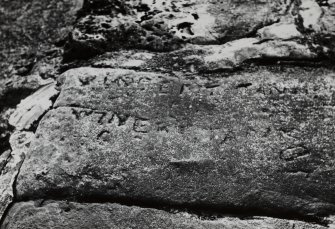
(253, 38), (274, 45)
(192, 13), (199, 20)
(179, 84), (185, 94)
(0, 128), (14, 156)
(97, 130), (110, 139)
(0, 154), (26, 228)
(316, 0), (330, 7)
(0, 151), (11, 173)
(204, 82), (221, 89)
(58, 105), (108, 113)
(236, 82), (252, 89)
(0, 88), (36, 113)
(17, 194), (331, 227)
(242, 56), (331, 68)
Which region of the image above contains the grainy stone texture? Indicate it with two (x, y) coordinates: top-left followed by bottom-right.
(0, 131), (34, 220)
(0, 0), (83, 79)
(1, 201), (330, 229)
(82, 39), (317, 73)
(65, 0), (285, 59)
(1, 0), (335, 228)
(0, 0), (83, 155)
(64, 0), (335, 61)
(0, 75), (54, 154)
(16, 67), (335, 220)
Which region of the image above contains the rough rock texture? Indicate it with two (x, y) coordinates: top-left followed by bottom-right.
(16, 67), (335, 221)
(0, 0), (83, 155)
(80, 39), (318, 73)
(64, 0), (335, 61)
(1, 201), (330, 229)
(0, 0), (83, 79)
(0, 151), (11, 177)
(1, 0), (335, 228)
(0, 75), (56, 155)
(64, 0), (286, 59)
(0, 131), (34, 219)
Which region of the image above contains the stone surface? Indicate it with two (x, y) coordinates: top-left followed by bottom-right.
(0, 75), (56, 154)
(299, 0), (323, 31)
(0, 131), (34, 220)
(9, 82), (59, 131)
(1, 0), (335, 228)
(81, 38), (318, 74)
(64, 0), (335, 61)
(16, 67), (335, 219)
(1, 201), (331, 229)
(63, 0), (288, 59)
(0, 0), (83, 155)
(0, 0), (83, 79)
(257, 23), (303, 40)
(0, 151), (11, 177)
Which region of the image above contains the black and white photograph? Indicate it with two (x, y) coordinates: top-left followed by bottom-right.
(0, 0), (335, 228)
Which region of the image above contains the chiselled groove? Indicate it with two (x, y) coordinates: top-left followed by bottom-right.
(71, 108), (94, 120)
(116, 114), (130, 126)
(97, 130), (110, 140)
(236, 83), (253, 89)
(96, 111), (107, 124)
(204, 82), (221, 89)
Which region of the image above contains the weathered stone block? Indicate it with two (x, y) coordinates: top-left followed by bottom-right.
(16, 67), (335, 219)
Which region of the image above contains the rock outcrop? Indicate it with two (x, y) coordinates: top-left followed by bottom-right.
(1, 0), (335, 228)
(0, 0), (83, 156)
(1, 201), (330, 229)
(64, 0), (335, 61)
(15, 67), (335, 222)
(0, 131), (34, 219)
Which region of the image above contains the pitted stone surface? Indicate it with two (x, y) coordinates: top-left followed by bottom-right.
(64, 0), (335, 61)
(1, 201), (331, 229)
(16, 67), (335, 219)
(66, 0), (284, 56)
(2, 1), (335, 228)
(76, 39), (318, 73)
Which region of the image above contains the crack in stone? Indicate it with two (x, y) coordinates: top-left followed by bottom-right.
(12, 196), (332, 227)
(0, 83), (60, 226)
(0, 152), (11, 175)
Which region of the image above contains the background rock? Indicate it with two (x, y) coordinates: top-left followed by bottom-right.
(63, 0), (289, 60)
(0, 0), (83, 155)
(0, 0), (83, 79)
(64, 0), (335, 62)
